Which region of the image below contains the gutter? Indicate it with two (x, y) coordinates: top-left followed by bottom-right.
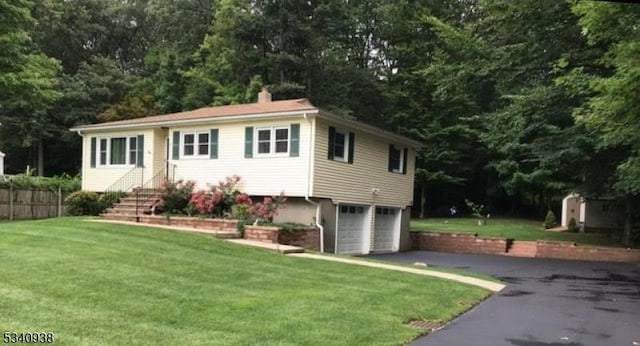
(303, 112), (324, 253)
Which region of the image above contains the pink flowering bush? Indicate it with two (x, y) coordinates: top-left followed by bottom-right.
(189, 188), (223, 216)
(188, 175), (243, 217)
(250, 191), (287, 222)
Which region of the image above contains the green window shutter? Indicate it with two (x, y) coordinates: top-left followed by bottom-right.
(328, 126), (336, 160)
(244, 127), (253, 158)
(136, 135), (144, 167)
(348, 132), (355, 164)
(388, 144), (394, 172)
(402, 148), (408, 175)
(172, 131), (180, 160)
(90, 137), (97, 168)
(210, 129), (218, 159)
(290, 123), (300, 157)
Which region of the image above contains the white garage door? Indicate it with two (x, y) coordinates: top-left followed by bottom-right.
(373, 207), (401, 252)
(336, 205), (369, 254)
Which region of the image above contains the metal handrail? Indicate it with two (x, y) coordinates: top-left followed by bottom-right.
(142, 166), (170, 191)
(104, 167), (143, 193)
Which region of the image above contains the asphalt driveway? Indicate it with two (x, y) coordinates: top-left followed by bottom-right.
(371, 251), (640, 346)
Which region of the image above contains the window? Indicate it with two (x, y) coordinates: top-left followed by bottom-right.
(340, 205), (364, 214)
(182, 131), (209, 157)
(376, 207), (395, 215)
(328, 126), (354, 163)
(257, 129), (271, 154)
(183, 134), (194, 156)
(256, 126), (289, 155)
(275, 128), (289, 153)
(97, 136), (139, 167)
(333, 131), (346, 160)
(388, 144), (407, 174)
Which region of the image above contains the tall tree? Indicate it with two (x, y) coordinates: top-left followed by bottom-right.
(0, 0), (61, 175)
(570, 1), (640, 245)
(475, 0), (592, 215)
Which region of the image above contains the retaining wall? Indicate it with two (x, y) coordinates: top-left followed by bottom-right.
(411, 231), (640, 263)
(244, 225), (320, 250)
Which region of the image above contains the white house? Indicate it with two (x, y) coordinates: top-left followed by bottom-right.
(71, 89), (421, 255)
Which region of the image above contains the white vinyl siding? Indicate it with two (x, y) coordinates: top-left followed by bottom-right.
(81, 129), (156, 192)
(170, 119), (310, 196)
(313, 118), (415, 207)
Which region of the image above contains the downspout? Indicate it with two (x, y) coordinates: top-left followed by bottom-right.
(303, 113), (324, 253)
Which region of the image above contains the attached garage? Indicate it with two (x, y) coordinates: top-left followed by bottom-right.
(336, 204), (371, 254)
(373, 207), (401, 252)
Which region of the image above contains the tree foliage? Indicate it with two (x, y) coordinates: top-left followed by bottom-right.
(0, 0), (638, 244)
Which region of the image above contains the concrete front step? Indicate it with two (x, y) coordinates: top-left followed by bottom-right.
(105, 206), (151, 215)
(114, 200), (160, 208)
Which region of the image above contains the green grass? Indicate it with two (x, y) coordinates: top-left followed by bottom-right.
(0, 218), (489, 345)
(411, 217), (621, 247)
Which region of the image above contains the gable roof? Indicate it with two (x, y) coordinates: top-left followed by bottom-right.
(71, 99), (317, 131)
(70, 98), (422, 148)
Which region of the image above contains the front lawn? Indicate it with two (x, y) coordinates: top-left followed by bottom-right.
(0, 218), (489, 345)
(411, 217), (621, 247)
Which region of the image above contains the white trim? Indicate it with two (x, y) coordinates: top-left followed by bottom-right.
(389, 145), (404, 174)
(96, 135), (138, 168)
(181, 131), (210, 159)
(254, 125), (290, 157)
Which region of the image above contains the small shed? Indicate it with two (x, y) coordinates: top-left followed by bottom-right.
(0, 151), (4, 176)
(562, 193), (619, 232)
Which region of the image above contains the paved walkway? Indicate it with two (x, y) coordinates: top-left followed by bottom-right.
(289, 253), (505, 292)
(227, 239), (304, 254)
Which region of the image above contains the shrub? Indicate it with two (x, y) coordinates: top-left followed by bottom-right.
(216, 175), (242, 216)
(188, 176), (244, 217)
(233, 193), (253, 221)
(190, 188), (223, 216)
(250, 192), (287, 223)
(0, 173), (81, 192)
(65, 191), (101, 215)
(567, 217), (578, 232)
(465, 199), (487, 225)
(161, 179), (195, 214)
(99, 191), (126, 210)
(544, 210), (557, 229)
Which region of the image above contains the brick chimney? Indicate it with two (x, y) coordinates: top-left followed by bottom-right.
(258, 87), (272, 103)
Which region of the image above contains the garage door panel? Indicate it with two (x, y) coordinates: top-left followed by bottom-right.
(373, 207), (400, 252)
(336, 204), (368, 254)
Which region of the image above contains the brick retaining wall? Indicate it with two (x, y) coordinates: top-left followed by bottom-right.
(410, 231), (508, 255)
(536, 240), (640, 262)
(411, 231), (640, 263)
(244, 225), (320, 250)
(137, 215), (238, 232)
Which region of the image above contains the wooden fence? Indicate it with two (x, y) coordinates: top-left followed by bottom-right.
(0, 187), (66, 220)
